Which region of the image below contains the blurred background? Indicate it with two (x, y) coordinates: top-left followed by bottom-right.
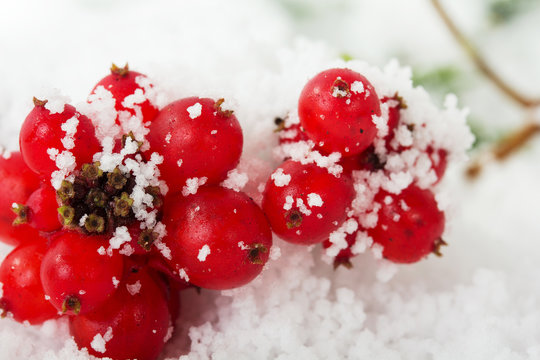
(1, 0), (540, 358)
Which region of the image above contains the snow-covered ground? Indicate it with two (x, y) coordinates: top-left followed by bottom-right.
(1, 0), (540, 359)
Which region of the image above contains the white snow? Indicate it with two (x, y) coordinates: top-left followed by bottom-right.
(0, 0), (538, 359)
(126, 281), (142, 296)
(182, 177), (208, 197)
(270, 168), (291, 187)
(306, 193), (323, 207)
(90, 327), (113, 354)
(197, 245), (211, 262)
(187, 103), (202, 119)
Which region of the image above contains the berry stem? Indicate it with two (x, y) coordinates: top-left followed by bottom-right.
(466, 121), (540, 179)
(432, 0), (540, 178)
(431, 0), (540, 108)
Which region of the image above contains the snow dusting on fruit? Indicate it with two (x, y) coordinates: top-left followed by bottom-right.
(90, 327), (113, 354)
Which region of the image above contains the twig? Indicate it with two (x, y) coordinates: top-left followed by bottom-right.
(466, 121), (540, 178)
(431, 0), (540, 108)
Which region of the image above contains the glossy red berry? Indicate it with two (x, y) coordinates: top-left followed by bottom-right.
(0, 241), (59, 324)
(162, 187), (272, 290)
(16, 184), (62, 232)
(19, 99), (101, 178)
(0, 151), (41, 246)
(91, 64), (159, 124)
(369, 185), (445, 263)
(262, 160), (355, 245)
(147, 97), (243, 192)
(298, 68), (381, 156)
(70, 268), (170, 360)
(40, 231), (124, 315)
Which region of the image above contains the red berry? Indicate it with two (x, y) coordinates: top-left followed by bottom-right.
(19, 99), (101, 178)
(91, 64), (159, 124)
(40, 231), (124, 315)
(17, 184), (62, 232)
(0, 241), (59, 324)
(0, 151), (41, 246)
(262, 160), (355, 245)
(70, 267), (170, 360)
(147, 97), (243, 191)
(369, 185), (445, 263)
(298, 68), (381, 156)
(162, 187), (272, 290)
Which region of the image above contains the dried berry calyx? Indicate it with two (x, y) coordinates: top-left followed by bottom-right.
(285, 210), (303, 229)
(214, 98), (234, 117)
(110, 63), (130, 77)
(62, 296), (82, 315)
(11, 203), (29, 226)
(138, 229), (157, 251)
(56, 162), (138, 235)
(247, 243), (268, 265)
(432, 238), (448, 257)
(32, 97), (48, 107)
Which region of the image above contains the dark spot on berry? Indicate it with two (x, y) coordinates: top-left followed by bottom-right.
(359, 128), (364, 134)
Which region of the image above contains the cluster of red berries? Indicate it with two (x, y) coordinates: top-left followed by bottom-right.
(264, 68), (447, 267)
(0, 64), (271, 360)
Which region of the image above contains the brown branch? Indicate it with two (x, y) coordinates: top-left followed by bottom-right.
(466, 121), (540, 178)
(431, 0), (540, 108)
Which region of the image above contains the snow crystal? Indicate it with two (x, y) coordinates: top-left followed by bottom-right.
(296, 198), (311, 216)
(306, 193), (323, 207)
(270, 168), (291, 187)
(126, 280), (141, 296)
(41, 89), (70, 114)
(108, 226), (131, 252)
(122, 88), (146, 110)
(350, 80), (364, 94)
(198, 245), (211, 262)
(187, 102), (202, 119)
(119, 244), (135, 257)
(177, 159), (183, 167)
(90, 327), (113, 354)
(182, 177), (208, 197)
(60, 116), (79, 150)
(112, 277), (119, 288)
(178, 268), (189, 282)
(221, 169), (249, 192)
(283, 195), (294, 210)
(165, 132), (172, 144)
